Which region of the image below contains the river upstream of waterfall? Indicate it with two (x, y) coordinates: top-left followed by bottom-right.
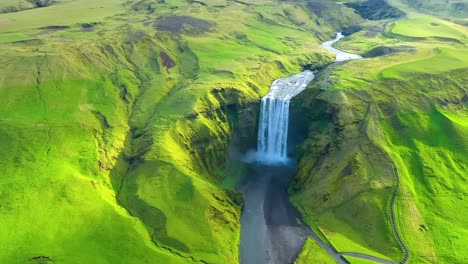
(238, 33), (361, 264)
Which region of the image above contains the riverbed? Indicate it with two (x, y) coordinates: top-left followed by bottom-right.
(239, 164), (308, 264)
(238, 32), (361, 264)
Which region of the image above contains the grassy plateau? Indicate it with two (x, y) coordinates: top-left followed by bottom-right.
(0, 0), (356, 263)
(0, 0), (466, 263)
(292, 1), (467, 263)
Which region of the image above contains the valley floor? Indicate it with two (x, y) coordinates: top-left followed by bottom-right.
(0, 0), (466, 263)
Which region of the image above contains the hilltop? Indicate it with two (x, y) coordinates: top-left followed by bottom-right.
(0, 0), (466, 263)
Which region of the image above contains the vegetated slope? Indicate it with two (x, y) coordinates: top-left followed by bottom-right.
(345, 0), (405, 20)
(0, 0), (361, 263)
(292, 8), (468, 264)
(396, 0), (468, 22)
(0, 0), (56, 14)
(294, 238), (336, 264)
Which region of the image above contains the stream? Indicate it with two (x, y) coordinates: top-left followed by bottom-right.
(239, 33), (361, 264)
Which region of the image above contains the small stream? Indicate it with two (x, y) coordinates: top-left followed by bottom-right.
(239, 33), (361, 264)
(321, 32), (362, 61)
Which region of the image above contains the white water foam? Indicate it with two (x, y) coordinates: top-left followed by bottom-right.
(245, 33), (361, 165)
(252, 70), (315, 164)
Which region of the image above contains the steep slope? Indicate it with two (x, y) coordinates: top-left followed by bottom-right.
(2, 0), (465, 263)
(292, 8), (468, 263)
(0, 0), (361, 263)
(394, 0), (468, 23)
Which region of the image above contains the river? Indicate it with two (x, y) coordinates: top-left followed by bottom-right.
(239, 33), (361, 264)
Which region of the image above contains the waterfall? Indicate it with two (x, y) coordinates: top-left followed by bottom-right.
(255, 70), (315, 164)
(257, 97), (290, 161)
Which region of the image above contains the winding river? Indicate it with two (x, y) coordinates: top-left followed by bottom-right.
(239, 33), (362, 264)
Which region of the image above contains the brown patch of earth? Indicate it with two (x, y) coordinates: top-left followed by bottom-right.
(160, 51), (176, 70)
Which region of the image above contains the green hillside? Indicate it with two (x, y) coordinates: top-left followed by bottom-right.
(292, 4), (468, 263)
(0, 0), (467, 263)
(0, 0), (357, 263)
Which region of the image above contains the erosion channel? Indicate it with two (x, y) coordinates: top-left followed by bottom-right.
(238, 33), (361, 264)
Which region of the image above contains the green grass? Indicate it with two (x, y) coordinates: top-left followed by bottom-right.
(2, 0), (466, 263)
(391, 0), (468, 19)
(335, 30), (398, 54)
(0, 0), (29, 9)
(0, 0), (33, 13)
(0, 0), (359, 263)
(294, 238), (337, 264)
(382, 47), (468, 77)
(379, 108), (468, 263)
(344, 256), (380, 264)
(0, 32), (37, 44)
(293, 5), (468, 263)
(297, 64), (468, 264)
(0, 71), (184, 263)
(391, 15), (467, 40)
(292, 140), (401, 261)
(0, 0), (126, 34)
(386, 13), (468, 48)
(0, 30), (241, 263)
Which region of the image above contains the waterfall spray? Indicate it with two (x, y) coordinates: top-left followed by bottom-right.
(255, 71), (314, 164)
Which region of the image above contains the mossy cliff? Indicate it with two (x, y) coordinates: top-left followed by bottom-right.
(0, 33), (304, 264)
(0, 0), (362, 263)
(289, 1), (468, 262)
(2, 0), (466, 263)
(291, 24), (468, 262)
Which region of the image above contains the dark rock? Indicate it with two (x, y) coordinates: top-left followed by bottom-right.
(342, 25), (363, 36)
(345, 0), (405, 20)
(160, 51), (176, 70)
(363, 46), (415, 58)
(27, 0), (55, 8)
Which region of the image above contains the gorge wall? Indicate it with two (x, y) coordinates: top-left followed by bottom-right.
(290, 63), (468, 263)
(0, 1), (381, 263)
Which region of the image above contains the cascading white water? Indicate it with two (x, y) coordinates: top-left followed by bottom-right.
(257, 97), (290, 161)
(240, 33), (364, 264)
(256, 70), (315, 163)
(252, 32), (361, 164)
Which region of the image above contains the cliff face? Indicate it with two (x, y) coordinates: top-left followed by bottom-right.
(291, 83), (402, 260)
(291, 55), (468, 263)
(7, 1), (467, 263)
(0, 1), (362, 262)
